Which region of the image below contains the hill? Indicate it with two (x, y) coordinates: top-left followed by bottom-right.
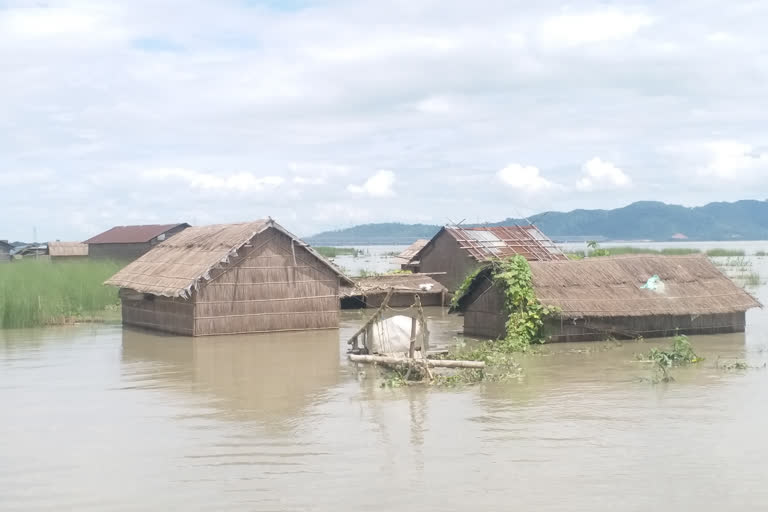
(304, 200), (768, 245)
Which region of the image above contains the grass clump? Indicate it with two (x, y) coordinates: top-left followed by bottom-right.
(706, 248), (745, 257)
(0, 260), (123, 328)
(314, 246), (363, 258)
(641, 335), (702, 382)
(755, 251), (767, 257)
(741, 272), (762, 286)
(660, 248), (701, 255)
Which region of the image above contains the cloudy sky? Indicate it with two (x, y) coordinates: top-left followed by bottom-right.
(2, 0), (767, 241)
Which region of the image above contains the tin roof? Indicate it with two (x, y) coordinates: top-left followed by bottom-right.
(445, 225), (566, 262)
(84, 223), (189, 244)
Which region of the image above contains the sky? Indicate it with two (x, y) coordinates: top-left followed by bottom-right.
(2, 0), (768, 241)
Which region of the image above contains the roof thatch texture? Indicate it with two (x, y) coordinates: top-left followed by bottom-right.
(529, 255), (760, 318)
(48, 241), (88, 257)
(395, 239), (429, 262)
(105, 219), (351, 298)
(444, 225), (566, 262)
(341, 273), (447, 298)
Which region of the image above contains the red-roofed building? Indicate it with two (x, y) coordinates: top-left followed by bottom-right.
(85, 223), (189, 261)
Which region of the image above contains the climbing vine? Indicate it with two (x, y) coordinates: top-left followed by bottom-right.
(492, 255), (558, 349)
(450, 265), (487, 310)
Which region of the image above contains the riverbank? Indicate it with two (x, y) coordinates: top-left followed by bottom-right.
(0, 260), (123, 328)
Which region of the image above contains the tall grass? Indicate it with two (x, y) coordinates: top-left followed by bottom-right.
(314, 246), (363, 258)
(706, 248), (745, 257)
(0, 260), (123, 328)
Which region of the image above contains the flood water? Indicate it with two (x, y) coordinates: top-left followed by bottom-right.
(2, 254), (768, 510)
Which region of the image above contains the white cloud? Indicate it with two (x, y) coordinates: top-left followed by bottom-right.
(576, 158), (632, 191)
(539, 11), (653, 47)
(497, 164), (559, 192)
(142, 168), (284, 192)
(347, 170), (396, 197)
(701, 141), (768, 179)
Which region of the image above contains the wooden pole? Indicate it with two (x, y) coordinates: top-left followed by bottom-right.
(349, 354), (485, 369)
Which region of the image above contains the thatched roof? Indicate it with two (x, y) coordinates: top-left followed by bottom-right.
(395, 239), (429, 262)
(529, 255), (760, 317)
(105, 219), (351, 298)
(341, 273), (447, 298)
(48, 241), (88, 257)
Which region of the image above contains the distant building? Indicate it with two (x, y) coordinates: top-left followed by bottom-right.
(0, 240), (13, 263)
(48, 241), (89, 262)
(13, 243), (49, 260)
(407, 225), (566, 291)
(85, 223), (189, 262)
(394, 239), (429, 272)
(455, 254), (760, 341)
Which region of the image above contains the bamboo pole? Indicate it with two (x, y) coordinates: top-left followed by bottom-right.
(348, 354), (485, 369)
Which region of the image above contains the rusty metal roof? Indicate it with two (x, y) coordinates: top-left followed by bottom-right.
(84, 223), (189, 244)
(445, 225), (566, 262)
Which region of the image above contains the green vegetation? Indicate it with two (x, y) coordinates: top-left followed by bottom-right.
(740, 272), (762, 286)
(452, 256), (556, 351)
(314, 246), (364, 258)
(756, 251), (767, 257)
(641, 335), (702, 382)
(450, 265), (486, 309)
(585, 243), (703, 257)
(0, 260), (122, 328)
(706, 248), (745, 257)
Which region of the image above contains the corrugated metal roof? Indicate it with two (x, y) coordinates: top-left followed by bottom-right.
(445, 225), (566, 262)
(84, 223), (189, 244)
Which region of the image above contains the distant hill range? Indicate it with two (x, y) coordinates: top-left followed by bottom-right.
(305, 200), (768, 245)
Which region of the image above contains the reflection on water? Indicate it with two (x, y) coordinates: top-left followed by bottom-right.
(121, 328), (341, 424)
(1, 257), (768, 510)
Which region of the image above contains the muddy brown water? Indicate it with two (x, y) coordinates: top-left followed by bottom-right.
(2, 258), (768, 510)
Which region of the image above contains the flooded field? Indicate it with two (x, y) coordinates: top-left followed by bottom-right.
(2, 253), (768, 510)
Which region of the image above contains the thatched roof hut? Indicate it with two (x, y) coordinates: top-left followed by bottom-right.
(457, 255), (761, 342)
(413, 225), (565, 291)
(106, 219), (352, 336)
(340, 273), (447, 308)
(48, 241), (88, 260)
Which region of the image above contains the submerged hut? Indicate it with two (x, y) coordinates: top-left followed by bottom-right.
(410, 225), (566, 291)
(85, 223), (190, 261)
(105, 219), (352, 336)
(48, 241), (89, 262)
(394, 239), (429, 272)
(456, 255), (760, 342)
(340, 273), (448, 309)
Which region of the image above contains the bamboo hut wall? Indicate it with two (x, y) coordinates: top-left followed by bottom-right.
(193, 228), (340, 336)
(543, 312), (747, 342)
(463, 282), (750, 342)
(120, 289), (195, 335)
(463, 280), (507, 339)
(418, 230), (479, 292)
